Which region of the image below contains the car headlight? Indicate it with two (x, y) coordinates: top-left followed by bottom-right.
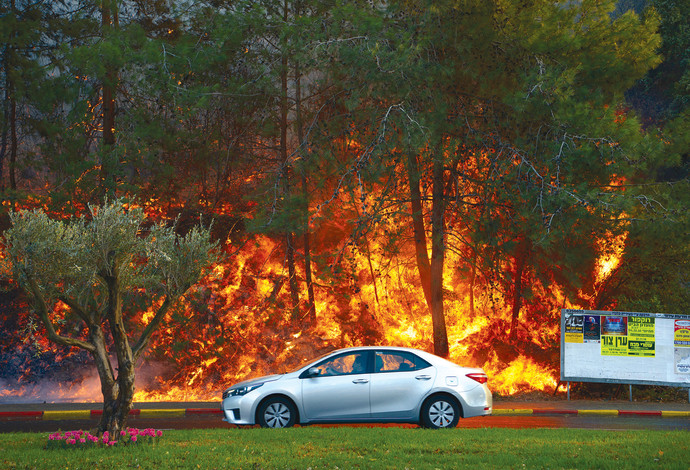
(223, 383), (264, 399)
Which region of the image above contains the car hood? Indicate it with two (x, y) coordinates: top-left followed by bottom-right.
(226, 374), (283, 390)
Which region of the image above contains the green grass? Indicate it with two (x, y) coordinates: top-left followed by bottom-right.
(1, 427), (686, 469)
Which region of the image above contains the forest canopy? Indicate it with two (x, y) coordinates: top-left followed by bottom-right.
(0, 0), (688, 400)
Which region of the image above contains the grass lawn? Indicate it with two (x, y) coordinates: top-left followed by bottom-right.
(0, 426), (686, 469)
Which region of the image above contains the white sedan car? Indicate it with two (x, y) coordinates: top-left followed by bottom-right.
(221, 346), (492, 428)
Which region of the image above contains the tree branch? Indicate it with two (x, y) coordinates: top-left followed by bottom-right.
(25, 275), (95, 353)
(132, 296), (172, 362)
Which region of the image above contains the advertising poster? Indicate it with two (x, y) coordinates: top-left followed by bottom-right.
(564, 314), (584, 343)
(627, 316), (655, 357)
(602, 316), (627, 335)
(674, 320), (690, 373)
(674, 320), (690, 347)
(601, 335), (628, 356)
(601, 316), (628, 356)
(675, 349), (690, 374)
(583, 315), (601, 342)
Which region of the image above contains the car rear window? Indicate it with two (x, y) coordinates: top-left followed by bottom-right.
(374, 351), (431, 373)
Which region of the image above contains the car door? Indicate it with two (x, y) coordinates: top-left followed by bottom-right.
(301, 351), (371, 421)
(369, 350), (436, 420)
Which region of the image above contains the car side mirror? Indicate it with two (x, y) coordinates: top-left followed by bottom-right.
(307, 367), (322, 377)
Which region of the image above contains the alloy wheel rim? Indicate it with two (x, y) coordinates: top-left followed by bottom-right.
(265, 403), (291, 428)
(428, 400), (454, 427)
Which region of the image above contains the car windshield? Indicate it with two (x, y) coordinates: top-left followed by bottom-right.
(287, 350), (337, 373)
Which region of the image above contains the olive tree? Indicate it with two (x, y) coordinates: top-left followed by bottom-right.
(3, 199), (218, 435)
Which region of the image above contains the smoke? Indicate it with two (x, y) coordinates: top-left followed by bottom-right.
(0, 373), (101, 404)
(0, 360), (177, 404)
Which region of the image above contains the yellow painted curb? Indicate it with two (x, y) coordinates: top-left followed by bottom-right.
(138, 409), (185, 418)
(492, 409), (533, 415)
(578, 409), (619, 416)
(43, 410), (91, 420)
(661, 410), (690, 418)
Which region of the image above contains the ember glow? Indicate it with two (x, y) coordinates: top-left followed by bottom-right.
(0, 196), (624, 403)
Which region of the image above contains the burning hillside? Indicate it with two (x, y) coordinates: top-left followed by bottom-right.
(0, 192), (624, 404)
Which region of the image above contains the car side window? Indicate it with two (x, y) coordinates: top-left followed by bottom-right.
(375, 351), (431, 373)
(316, 352), (368, 377)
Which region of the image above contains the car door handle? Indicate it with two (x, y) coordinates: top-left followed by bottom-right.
(415, 375), (432, 381)
(352, 378), (369, 384)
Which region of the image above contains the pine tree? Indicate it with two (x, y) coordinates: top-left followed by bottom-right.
(324, 0), (662, 356)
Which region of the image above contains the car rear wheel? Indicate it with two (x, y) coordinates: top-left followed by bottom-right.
(257, 397), (297, 428)
(420, 395), (460, 429)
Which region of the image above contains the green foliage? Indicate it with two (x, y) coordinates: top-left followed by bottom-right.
(4, 198), (218, 315)
(627, 0), (690, 120)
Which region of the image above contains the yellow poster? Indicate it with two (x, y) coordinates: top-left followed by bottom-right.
(565, 332), (583, 343)
(564, 314), (584, 343)
(601, 335), (628, 356)
(628, 316), (655, 357)
(628, 340), (655, 357)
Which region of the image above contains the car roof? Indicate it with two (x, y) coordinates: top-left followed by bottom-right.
(318, 345), (439, 360)
(311, 346), (474, 370)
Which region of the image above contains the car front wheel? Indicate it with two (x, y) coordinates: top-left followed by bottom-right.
(420, 395), (460, 429)
(257, 397), (297, 428)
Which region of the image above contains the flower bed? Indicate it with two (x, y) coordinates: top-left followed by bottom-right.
(46, 428), (163, 449)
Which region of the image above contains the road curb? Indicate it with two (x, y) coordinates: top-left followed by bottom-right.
(1, 407), (688, 420)
(0, 408), (221, 420)
(493, 408), (689, 418)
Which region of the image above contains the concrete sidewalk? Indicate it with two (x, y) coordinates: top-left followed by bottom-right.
(1, 399), (689, 420)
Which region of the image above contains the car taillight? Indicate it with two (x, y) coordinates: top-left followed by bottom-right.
(466, 373), (488, 384)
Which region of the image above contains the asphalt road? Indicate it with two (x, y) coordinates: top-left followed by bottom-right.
(3, 414), (690, 433)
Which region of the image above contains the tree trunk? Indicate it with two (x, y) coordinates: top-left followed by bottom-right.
(101, 257), (136, 436)
(509, 236), (529, 341)
(469, 250), (477, 319)
(0, 0), (15, 191)
(280, 0), (299, 320)
(99, 0), (118, 199)
(406, 151), (433, 309)
(7, 0), (17, 192)
(406, 149), (448, 357)
(430, 154), (449, 357)
(294, 52), (316, 323)
(8, 89), (17, 190)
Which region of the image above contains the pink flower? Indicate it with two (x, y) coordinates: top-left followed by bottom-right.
(120, 430), (126, 436)
(157, 430), (163, 437)
(79, 438), (86, 444)
(131, 436), (137, 442)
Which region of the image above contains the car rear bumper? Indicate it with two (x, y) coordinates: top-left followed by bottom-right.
(461, 384), (493, 418)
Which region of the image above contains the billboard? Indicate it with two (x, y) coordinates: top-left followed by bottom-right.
(561, 309), (690, 386)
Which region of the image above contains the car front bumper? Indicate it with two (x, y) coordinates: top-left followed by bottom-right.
(221, 395), (258, 425)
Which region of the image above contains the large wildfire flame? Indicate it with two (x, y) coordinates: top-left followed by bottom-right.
(0, 190), (624, 403)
